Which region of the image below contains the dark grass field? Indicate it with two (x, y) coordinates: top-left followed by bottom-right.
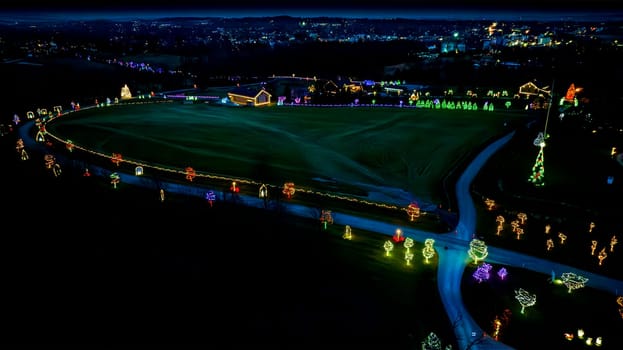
(1, 134), (456, 348)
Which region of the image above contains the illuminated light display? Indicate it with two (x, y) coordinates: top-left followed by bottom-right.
(392, 228), (405, 243)
(421, 332), (442, 350)
(259, 184), (269, 207)
(545, 224), (551, 234)
(588, 222), (596, 233)
(404, 251), (414, 266)
(514, 288), (537, 314)
(26, 111), (35, 119)
(111, 153), (122, 166)
(66, 140), (74, 152)
(35, 127), (46, 142)
(591, 240), (598, 255)
(343, 225), (352, 240)
(558, 232), (567, 244)
(83, 168), (91, 177)
(53, 105), (62, 116)
(560, 272), (589, 293)
(52, 163), (62, 177)
(484, 198), (496, 210)
(473, 263), (493, 283)
(468, 239), (488, 264)
(406, 202), (420, 221)
(160, 189), (165, 202)
(422, 238), (435, 263)
(610, 235), (618, 252)
(135, 166), (143, 176)
(516, 212), (527, 225)
(12, 114), (20, 125)
(230, 181), (240, 193)
(205, 190), (216, 207)
(320, 210), (333, 230)
(546, 238), (554, 251)
(510, 220), (519, 233)
(185, 167), (196, 181)
(515, 227), (524, 240)
(491, 316), (503, 340)
(282, 182), (295, 199)
(44, 154), (55, 169)
(495, 215), (505, 235)
(597, 247), (607, 266)
(120, 84), (132, 100)
(383, 240), (394, 256)
(109, 172), (120, 189)
(403, 237), (414, 253)
(497, 267), (508, 280)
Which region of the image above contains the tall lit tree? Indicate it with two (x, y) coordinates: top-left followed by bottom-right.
(468, 239), (488, 264)
(514, 288), (537, 314)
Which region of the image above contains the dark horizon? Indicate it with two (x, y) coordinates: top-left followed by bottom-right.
(2, 1), (623, 22)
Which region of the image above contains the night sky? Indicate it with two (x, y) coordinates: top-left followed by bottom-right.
(2, 0), (623, 21)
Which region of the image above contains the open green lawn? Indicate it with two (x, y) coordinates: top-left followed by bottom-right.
(45, 100), (527, 209)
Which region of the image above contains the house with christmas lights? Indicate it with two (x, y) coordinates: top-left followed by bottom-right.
(517, 81), (551, 110)
(227, 87), (272, 106)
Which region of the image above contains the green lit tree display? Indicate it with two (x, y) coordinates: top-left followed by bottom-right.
(384, 240), (394, 256)
(514, 288), (537, 314)
(468, 239), (488, 264)
(422, 238), (436, 263)
(560, 272), (589, 293)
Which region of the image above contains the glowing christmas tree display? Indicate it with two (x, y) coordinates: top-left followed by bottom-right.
(384, 240), (394, 256)
(546, 238), (554, 251)
(473, 262), (493, 283)
(110, 172), (120, 189)
(514, 288), (536, 314)
(560, 272), (589, 293)
(406, 202), (420, 221)
(405, 251), (414, 266)
(421, 331), (442, 350)
(185, 167), (196, 181)
(111, 152), (122, 166)
(495, 215), (505, 235)
(343, 225), (352, 240)
(528, 139), (546, 186)
(320, 210), (333, 230)
(282, 182), (295, 199)
(597, 247), (607, 266)
(403, 237), (414, 253)
(468, 239), (488, 264)
(120, 84), (132, 100)
(422, 238), (435, 263)
(517, 212), (527, 225)
(66, 140), (74, 152)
